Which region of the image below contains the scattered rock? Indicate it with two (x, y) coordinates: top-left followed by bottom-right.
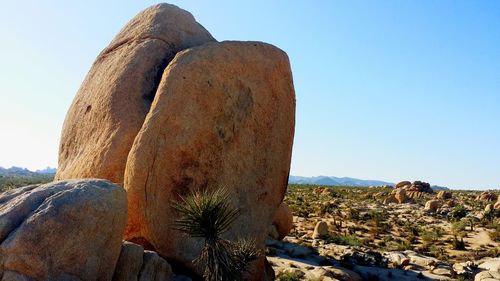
(0, 180), (127, 281)
(436, 190), (452, 200)
(112, 241), (144, 281)
(431, 265), (454, 277)
(425, 199), (441, 212)
(312, 221), (329, 239)
(341, 249), (388, 268)
(138, 251), (173, 281)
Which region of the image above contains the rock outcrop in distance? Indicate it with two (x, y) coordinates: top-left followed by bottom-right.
(53, 2), (295, 280)
(383, 180), (435, 204)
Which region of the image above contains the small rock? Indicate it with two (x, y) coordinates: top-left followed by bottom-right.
(312, 221), (329, 239)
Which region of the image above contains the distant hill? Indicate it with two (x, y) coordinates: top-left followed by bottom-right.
(35, 167), (57, 174)
(0, 166), (56, 192)
(289, 175), (393, 187)
(0, 166), (56, 176)
(288, 175), (451, 190)
(431, 185), (450, 191)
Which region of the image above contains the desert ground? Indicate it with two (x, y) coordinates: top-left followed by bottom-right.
(269, 183), (500, 281)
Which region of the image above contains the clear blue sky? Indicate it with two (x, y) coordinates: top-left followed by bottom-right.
(0, 1), (499, 189)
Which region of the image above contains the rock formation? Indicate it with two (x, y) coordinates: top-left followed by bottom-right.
(123, 41), (295, 277)
(476, 191), (498, 202)
(383, 188), (408, 204)
(436, 190), (452, 200)
(424, 199), (440, 212)
(391, 180), (433, 200)
(52, 3), (295, 280)
(56, 3), (215, 184)
(312, 221), (329, 239)
(271, 202), (294, 240)
(395, 181), (411, 189)
(0, 180), (127, 281)
(112, 241), (175, 281)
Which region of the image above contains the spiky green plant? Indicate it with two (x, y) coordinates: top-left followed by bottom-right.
(174, 187), (260, 281)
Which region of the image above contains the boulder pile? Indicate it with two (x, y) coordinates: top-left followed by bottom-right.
(384, 180), (434, 204)
(2, 3), (296, 281)
(476, 191), (498, 202)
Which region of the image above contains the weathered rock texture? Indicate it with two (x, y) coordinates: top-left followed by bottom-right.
(272, 202), (294, 240)
(424, 199), (440, 212)
(123, 41), (295, 276)
(56, 3), (215, 184)
(0, 180), (127, 281)
(436, 190), (452, 200)
(384, 188), (408, 204)
(112, 241), (145, 281)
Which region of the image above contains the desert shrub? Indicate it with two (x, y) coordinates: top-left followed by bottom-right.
(326, 234), (362, 247)
(451, 221), (467, 237)
(428, 245), (447, 260)
(483, 209), (500, 223)
(174, 188), (259, 281)
(449, 205), (467, 220)
(421, 226), (444, 245)
(347, 207), (360, 220)
(0, 174), (53, 193)
(276, 271), (303, 281)
(488, 222), (500, 242)
(317, 201), (336, 215)
(452, 236), (466, 250)
(403, 222), (420, 236)
(395, 239), (413, 251)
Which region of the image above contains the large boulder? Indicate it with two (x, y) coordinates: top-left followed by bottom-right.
(394, 188), (408, 204)
(56, 3), (215, 184)
(424, 199), (440, 212)
(436, 190), (452, 200)
(112, 241), (173, 281)
(312, 221), (329, 239)
(271, 202), (294, 240)
(395, 181), (411, 189)
(123, 41), (295, 277)
(0, 180), (127, 281)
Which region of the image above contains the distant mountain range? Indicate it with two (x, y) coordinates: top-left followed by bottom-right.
(289, 175), (393, 187)
(0, 166), (56, 176)
(289, 175), (450, 190)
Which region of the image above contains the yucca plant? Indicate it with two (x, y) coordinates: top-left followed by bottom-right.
(173, 187), (260, 281)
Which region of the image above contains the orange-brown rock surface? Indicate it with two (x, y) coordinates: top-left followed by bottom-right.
(424, 199), (441, 212)
(123, 41), (295, 277)
(272, 202), (294, 240)
(476, 191), (498, 202)
(436, 190), (452, 200)
(56, 3), (215, 184)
